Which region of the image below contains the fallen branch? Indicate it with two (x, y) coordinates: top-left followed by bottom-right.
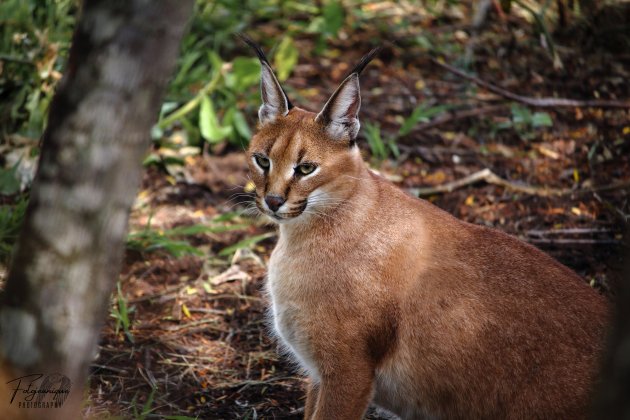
(414, 104), (507, 131)
(431, 58), (630, 109)
(409, 168), (630, 197)
(527, 238), (621, 246)
(526, 228), (614, 237)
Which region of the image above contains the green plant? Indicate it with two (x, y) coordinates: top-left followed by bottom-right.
(0, 194), (28, 264)
(501, 0), (562, 68)
(131, 387), (156, 420)
(363, 104), (451, 162)
(0, 162), (22, 196)
(493, 104), (553, 139)
(0, 0), (77, 139)
(126, 215), (248, 257)
(363, 122), (400, 162)
(111, 281), (134, 343)
(398, 104), (452, 136)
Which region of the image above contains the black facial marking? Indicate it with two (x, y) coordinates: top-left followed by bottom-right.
(297, 148), (306, 163)
(283, 182), (291, 199)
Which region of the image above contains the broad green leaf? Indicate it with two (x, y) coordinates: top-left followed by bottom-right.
(511, 104), (531, 125)
(172, 50), (202, 87)
(0, 164), (21, 195)
(199, 95), (232, 143)
(159, 102), (179, 119)
(322, 1), (345, 35)
(532, 112), (553, 127)
(274, 37), (298, 81)
(231, 109), (252, 139)
(228, 57), (261, 91)
(223, 108), (251, 145)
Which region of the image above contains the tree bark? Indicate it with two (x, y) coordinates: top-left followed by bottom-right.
(0, 1), (193, 418)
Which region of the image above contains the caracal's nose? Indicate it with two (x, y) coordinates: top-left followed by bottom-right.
(265, 194), (286, 212)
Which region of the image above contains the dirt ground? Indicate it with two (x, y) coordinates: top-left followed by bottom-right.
(85, 7), (629, 420)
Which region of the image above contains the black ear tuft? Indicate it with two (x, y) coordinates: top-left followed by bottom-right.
(236, 33), (271, 66)
(344, 46), (382, 78)
(236, 33), (294, 110)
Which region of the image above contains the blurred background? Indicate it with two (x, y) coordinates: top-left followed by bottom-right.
(1, 0), (629, 418)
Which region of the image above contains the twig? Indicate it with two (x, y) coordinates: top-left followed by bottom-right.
(204, 293), (262, 302)
(431, 58), (630, 109)
(162, 318), (221, 332)
(409, 168), (630, 197)
(527, 238), (621, 245)
(414, 104), (507, 131)
(90, 364), (128, 374)
(129, 283), (184, 303)
(526, 228), (614, 237)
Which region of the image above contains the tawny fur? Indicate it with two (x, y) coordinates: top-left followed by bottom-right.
(246, 71), (609, 420)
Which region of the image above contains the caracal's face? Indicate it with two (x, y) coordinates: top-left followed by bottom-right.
(242, 36), (366, 223)
(247, 108), (358, 224)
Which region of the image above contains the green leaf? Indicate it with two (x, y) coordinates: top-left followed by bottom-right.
(274, 36), (298, 81)
(218, 232), (275, 257)
(145, 239), (203, 257)
(228, 57), (261, 91)
(322, 1), (345, 36)
(159, 102), (179, 119)
(363, 122), (387, 161)
(231, 109), (252, 139)
(0, 163), (21, 196)
(212, 211), (243, 223)
(167, 223), (248, 236)
(172, 50), (202, 87)
(510, 104), (531, 125)
(199, 95), (232, 143)
(532, 112), (553, 127)
(399, 105), (451, 136)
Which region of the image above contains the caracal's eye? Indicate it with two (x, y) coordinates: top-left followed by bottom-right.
(254, 155), (270, 170)
(295, 163), (316, 176)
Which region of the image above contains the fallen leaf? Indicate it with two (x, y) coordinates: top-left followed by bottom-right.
(210, 264), (251, 286)
(182, 303), (191, 319)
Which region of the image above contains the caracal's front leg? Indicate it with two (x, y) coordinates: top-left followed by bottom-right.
(310, 362), (374, 420)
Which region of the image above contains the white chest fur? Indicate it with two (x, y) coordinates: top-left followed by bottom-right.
(267, 250), (321, 381)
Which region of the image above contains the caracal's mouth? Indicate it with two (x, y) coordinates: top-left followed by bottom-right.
(256, 199), (308, 222)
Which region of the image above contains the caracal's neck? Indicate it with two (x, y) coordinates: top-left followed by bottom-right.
(278, 149), (378, 242)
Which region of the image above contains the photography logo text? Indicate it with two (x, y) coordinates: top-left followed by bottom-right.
(6, 373), (71, 409)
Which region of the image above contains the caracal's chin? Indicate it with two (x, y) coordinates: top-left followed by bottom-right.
(259, 208), (308, 225)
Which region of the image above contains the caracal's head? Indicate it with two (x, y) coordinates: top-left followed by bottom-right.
(242, 35), (379, 224)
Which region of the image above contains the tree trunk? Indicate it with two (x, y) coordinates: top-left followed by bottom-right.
(0, 1), (193, 418)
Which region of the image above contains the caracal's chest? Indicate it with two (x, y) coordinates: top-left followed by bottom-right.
(266, 239), (324, 379)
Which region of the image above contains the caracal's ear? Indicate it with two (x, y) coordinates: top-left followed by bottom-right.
(238, 33), (293, 125)
(315, 47), (381, 142)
